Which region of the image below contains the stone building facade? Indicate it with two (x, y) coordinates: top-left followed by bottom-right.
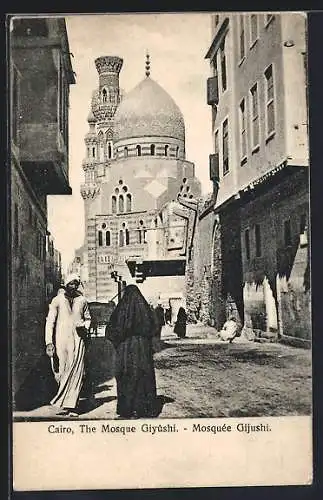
(10, 17), (75, 400)
(80, 55), (201, 309)
(192, 12), (310, 343)
(45, 233), (63, 303)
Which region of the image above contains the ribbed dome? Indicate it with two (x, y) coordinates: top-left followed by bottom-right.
(114, 77), (185, 143)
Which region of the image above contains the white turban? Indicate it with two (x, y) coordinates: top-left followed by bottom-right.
(64, 273), (81, 286)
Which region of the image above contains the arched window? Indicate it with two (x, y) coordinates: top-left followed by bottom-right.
(98, 132), (104, 161)
(124, 146), (128, 158)
(112, 196), (117, 214)
(108, 142), (112, 159)
(119, 229), (124, 247)
(136, 145), (141, 156)
(92, 146), (96, 158)
(126, 193), (132, 212)
(176, 146), (179, 158)
(125, 229), (130, 245)
(98, 231), (103, 246)
(106, 230), (111, 246)
(138, 220), (144, 244)
(165, 145), (169, 156)
(119, 194), (124, 213)
(150, 144), (155, 156)
(102, 88), (107, 103)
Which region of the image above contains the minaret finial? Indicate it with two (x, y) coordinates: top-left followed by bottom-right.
(145, 51), (150, 78)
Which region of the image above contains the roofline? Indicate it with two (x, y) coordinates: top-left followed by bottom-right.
(205, 17), (229, 59)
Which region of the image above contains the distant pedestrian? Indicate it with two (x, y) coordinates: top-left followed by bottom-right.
(45, 273), (91, 417)
(165, 306), (172, 325)
(154, 303), (165, 339)
(174, 307), (187, 339)
(105, 284), (159, 419)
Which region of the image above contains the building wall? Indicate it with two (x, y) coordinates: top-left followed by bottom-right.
(11, 17), (75, 403)
(11, 160), (47, 396)
(209, 15), (239, 207)
(281, 14), (308, 166)
(240, 170), (309, 339)
(187, 208), (215, 324)
(204, 13), (309, 340)
(233, 14), (287, 189)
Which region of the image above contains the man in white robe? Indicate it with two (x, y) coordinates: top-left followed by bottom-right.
(45, 273), (91, 416)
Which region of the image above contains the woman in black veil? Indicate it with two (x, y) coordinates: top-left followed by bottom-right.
(105, 285), (159, 418)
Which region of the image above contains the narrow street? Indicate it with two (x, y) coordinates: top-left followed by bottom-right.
(14, 326), (311, 421)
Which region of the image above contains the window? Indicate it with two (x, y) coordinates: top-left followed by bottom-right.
(176, 146), (179, 158)
(119, 194), (124, 213)
(245, 229), (250, 260)
(222, 118), (229, 175)
(239, 98), (247, 161)
(138, 220), (146, 244)
(106, 230), (111, 246)
(239, 15), (245, 61)
(150, 144), (155, 156)
(265, 65), (275, 137)
(119, 230), (124, 247)
(284, 220), (292, 247)
(220, 39), (227, 92)
(112, 195), (117, 213)
(107, 142), (112, 159)
(136, 145), (141, 156)
(250, 14), (258, 46)
(126, 193), (132, 212)
(125, 229), (130, 246)
(165, 145), (169, 156)
(102, 88), (107, 103)
(255, 224), (262, 257)
(124, 146), (128, 158)
(215, 130), (219, 156)
(98, 231), (103, 247)
(250, 83), (260, 150)
(92, 147), (96, 158)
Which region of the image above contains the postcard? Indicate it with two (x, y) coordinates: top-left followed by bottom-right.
(9, 11), (312, 491)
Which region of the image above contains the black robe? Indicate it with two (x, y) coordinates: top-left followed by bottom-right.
(174, 307), (187, 338)
(105, 285), (158, 418)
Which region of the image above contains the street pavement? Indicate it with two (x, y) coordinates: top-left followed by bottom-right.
(13, 324), (312, 421)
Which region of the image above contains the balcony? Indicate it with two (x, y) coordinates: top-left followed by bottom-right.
(19, 123), (71, 194)
(207, 76), (219, 106)
(209, 153), (220, 182)
(11, 22), (74, 195)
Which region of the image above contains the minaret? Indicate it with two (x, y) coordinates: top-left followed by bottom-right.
(81, 109), (100, 201)
(91, 56), (124, 128)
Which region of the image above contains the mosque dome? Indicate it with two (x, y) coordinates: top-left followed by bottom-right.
(113, 76), (185, 143)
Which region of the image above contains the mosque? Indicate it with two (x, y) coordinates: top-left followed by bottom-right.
(78, 54), (201, 315)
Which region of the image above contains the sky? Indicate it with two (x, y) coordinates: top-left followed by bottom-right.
(47, 13), (214, 272)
